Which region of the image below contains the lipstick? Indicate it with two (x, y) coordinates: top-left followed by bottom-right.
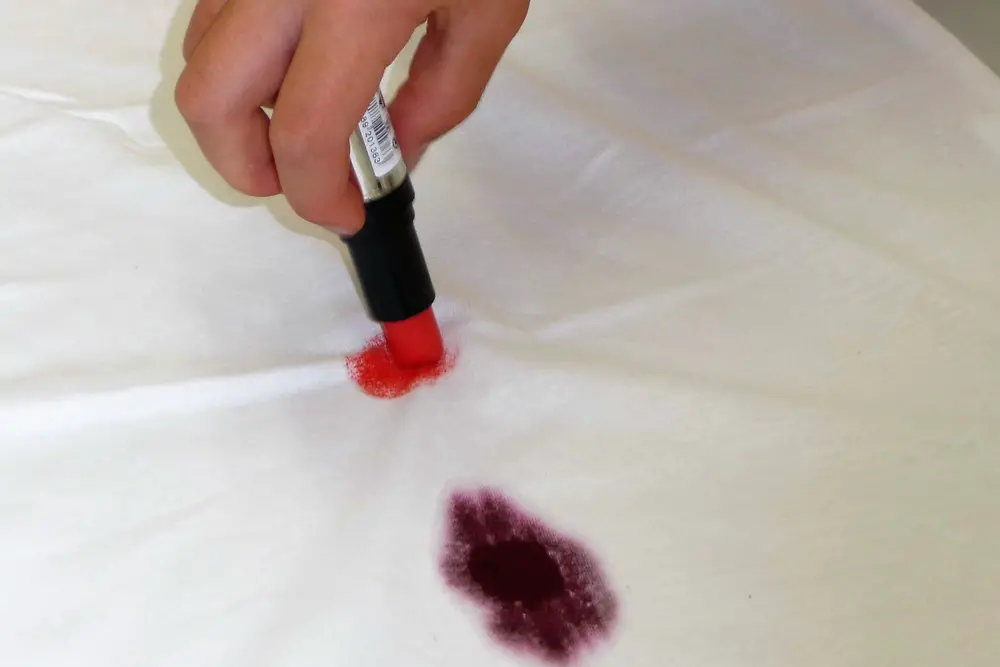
(342, 88), (443, 368)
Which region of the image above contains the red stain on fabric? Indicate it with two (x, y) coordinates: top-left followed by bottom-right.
(346, 334), (455, 399)
(441, 489), (618, 663)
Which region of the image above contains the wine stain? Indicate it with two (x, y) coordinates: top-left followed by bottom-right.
(441, 489), (619, 663)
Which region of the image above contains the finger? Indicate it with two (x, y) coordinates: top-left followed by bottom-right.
(182, 0), (229, 61)
(176, 0), (300, 196)
(268, 2), (413, 233)
(388, 1), (529, 168)
(182, 0), (278, 109)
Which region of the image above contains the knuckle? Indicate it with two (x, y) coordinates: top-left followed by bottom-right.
(438, 85), (482, 133)
(174, 69), (220, 125)
(268, 112), (327, 162)
(456, 90), (483, 120)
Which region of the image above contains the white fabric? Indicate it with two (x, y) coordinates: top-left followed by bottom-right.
(2, 0), (1000, 664)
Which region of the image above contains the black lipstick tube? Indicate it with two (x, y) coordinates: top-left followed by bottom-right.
(341, 88), (435, 324)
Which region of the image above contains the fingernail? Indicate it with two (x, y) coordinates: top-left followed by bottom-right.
(330, 221), (363, 238)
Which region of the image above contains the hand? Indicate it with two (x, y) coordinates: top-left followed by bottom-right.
(176, 0), (529, 234)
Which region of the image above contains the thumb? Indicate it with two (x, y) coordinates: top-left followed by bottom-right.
(388, 2), (528, 168)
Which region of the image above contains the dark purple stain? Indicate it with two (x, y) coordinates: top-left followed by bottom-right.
(441, 489), (619, 663)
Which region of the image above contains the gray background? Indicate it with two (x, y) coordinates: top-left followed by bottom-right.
(916, 0), (1000, 73)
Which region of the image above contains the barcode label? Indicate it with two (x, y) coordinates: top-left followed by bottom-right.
(358, 90), (401, 178)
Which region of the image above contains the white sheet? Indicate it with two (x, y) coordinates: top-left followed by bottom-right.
(2, 0), (999, 665)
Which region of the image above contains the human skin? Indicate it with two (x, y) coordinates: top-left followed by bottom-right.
(175, 0), (530, 234)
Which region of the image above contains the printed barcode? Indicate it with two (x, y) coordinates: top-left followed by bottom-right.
(367, 95), (395, 159)
(359, 91), (401, 177)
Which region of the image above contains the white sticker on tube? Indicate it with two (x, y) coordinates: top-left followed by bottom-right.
(358, 90), (402, 178)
